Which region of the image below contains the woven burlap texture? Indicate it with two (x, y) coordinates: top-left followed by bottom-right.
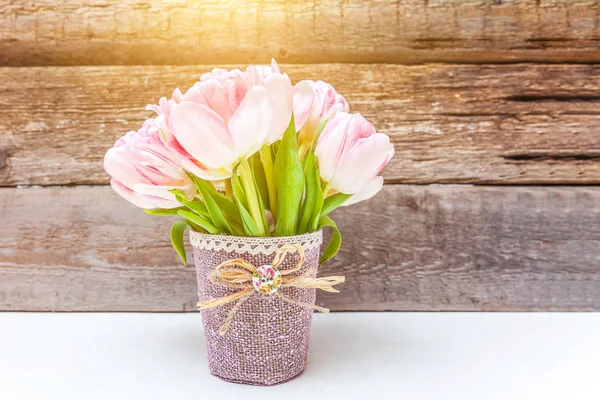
(191, 230), (323, 386)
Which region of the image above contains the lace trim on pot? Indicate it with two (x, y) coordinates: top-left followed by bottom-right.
(189, 231), (323, 255)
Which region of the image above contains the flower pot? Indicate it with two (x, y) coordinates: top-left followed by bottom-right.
(190, 230), (323, 386)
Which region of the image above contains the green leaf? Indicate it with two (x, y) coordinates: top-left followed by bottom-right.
(237, 159), (267, 236)
(318, 215), (342, 265)
(255, 176), (269, 235)
(302, 117), (331, 166)
(259, 146), (278, 218)
(177, 210), (219, 234)
(212, 192), (241, 224)
(181, 201), (210, 219)
(193, 181), (233, 234)
(298, 152), (319, 233)
(274, 117), (304, 236)
(238, 202), (262, 236)
(144, 207), (185, 217)
(188, 175), (243, 226)
(310, 162), (324, 232)
(231, 171), (248, 209)
(320, 192), (353, 217)
(188, 175), (243, 235)
(251, 152), (270, 209)
(168, 188), (191, 204)
(246, 155), (270, 234)
(310, 117), (330, 148)
(170, 220), (188, 265)
(232, 171), (263, 236)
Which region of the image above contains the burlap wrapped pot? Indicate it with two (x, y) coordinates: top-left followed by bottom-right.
(191, 230), (324, 386)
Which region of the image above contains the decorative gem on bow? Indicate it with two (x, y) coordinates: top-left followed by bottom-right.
(197, 244), (345, 335)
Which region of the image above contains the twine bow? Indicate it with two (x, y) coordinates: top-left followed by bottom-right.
(197, 244), (345, 335)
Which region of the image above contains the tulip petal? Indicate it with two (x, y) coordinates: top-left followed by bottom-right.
(170, 101), (236, 169)
(322, 82), (350, 117)
(146, 104), (162, 115)
(293, 80), (316, 131)
(110, 179), (156, 209)
(104, 146), (148, 188)
(182, 85), (208, 105)
(264, 73), (293, 144)
(314, 113), (351, 182)
(224, 69), (250, 112)
(132, 183), (186, 209)
(339, 113), (377, 156)
(172, 88), (183, 103)
(176, 155), (232, 181)
(182, 181), (197, 201)
(331, 133), (393, 194)
(244, 65), (263, 87)
(228, 86), (272, 159)
(199, 79), (235, 122)
(129, 145), (183, 184)
(270, 59), (281, 74)
(343, 176), (384, 206)
(380, 144), (396, 176)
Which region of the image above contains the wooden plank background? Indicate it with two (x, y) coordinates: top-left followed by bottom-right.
(2, 185), (599, 311)
(2, 0), (600, 65)
(1, 0), (599, 311)
(3, 64), (600, 186)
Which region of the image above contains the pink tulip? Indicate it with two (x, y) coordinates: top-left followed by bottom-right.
(293, 80), (349, 153)
(343, 176), (384, 206)
(315, 112), (394, 199)
(162, 60), (293, 178)
(104, 119), (195, 209)
(146, 90), (232, 181)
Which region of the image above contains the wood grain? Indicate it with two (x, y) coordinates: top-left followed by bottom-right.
(1, 63), (599, 186)
(1, 0), (600, 66)
(1, 185), (599, 311)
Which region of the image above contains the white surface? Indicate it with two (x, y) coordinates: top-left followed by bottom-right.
(1, 312), (599, 400)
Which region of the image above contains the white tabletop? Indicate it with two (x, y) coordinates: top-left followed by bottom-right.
(1, 312), (598, 400)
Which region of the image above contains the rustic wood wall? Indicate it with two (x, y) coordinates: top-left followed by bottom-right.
(1, 0), (599, 311)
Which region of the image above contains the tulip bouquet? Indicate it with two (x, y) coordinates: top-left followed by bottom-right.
(104, 60), (394, 385)
(104, 60), (394, 263)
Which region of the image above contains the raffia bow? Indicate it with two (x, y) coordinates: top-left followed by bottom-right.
(197, 244), (345, 335)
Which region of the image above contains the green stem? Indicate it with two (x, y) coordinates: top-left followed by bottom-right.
(298, 142), (309, 163)
(322, 182), (331, 198)
(224, 179), (233, 201)
(238, 158), (267, 236)
(259, 146), (278, 219)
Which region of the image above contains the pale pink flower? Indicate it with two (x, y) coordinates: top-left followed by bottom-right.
(104, 119), (195, 209)
(162, 60), (292, 178)
(343, 176), (384, 206)
(315, 112), (394, 200)
(146, 89), (231, 181)
(293, 80), (349, 152)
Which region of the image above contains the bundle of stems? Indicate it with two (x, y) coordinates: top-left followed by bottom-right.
(147, 119), (350, 265)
